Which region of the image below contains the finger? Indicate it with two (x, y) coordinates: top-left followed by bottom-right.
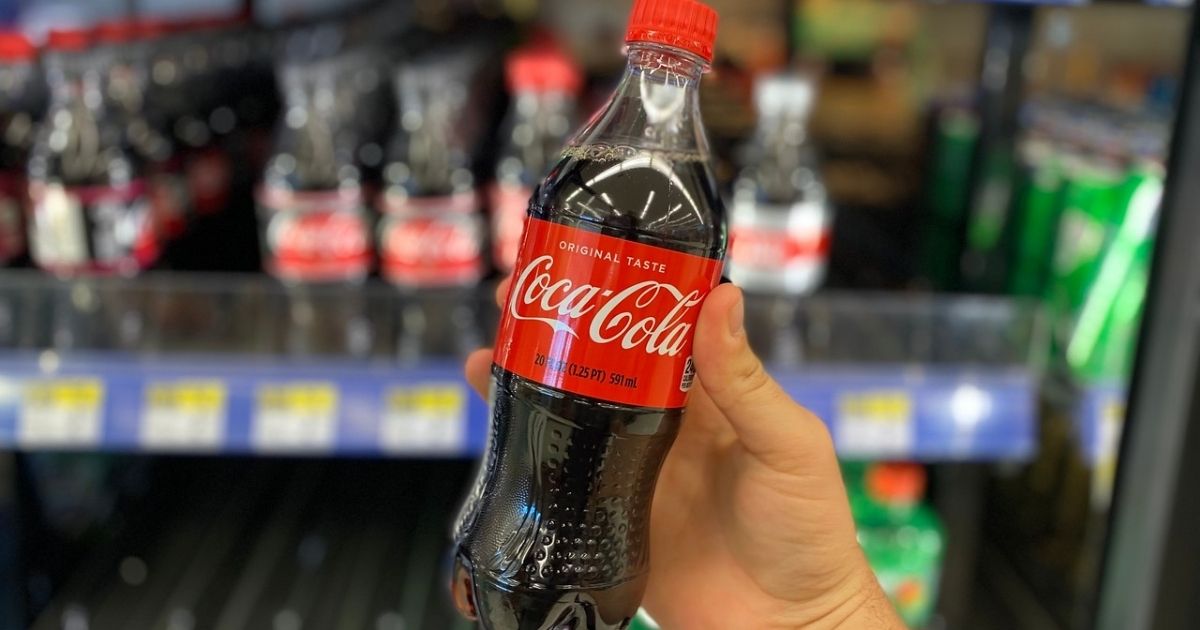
(495, 277), (512, 309)
(464, 348), (493, 399)
(691, 284), (830, 471)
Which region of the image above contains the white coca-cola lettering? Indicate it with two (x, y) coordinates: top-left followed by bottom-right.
(731, 227), (827, 267)
(384, 216), (481, 264)
(271, 211), (367, 258)
(509, 254), (702, 356)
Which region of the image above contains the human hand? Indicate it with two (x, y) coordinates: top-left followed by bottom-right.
(464, 282), (904, 630)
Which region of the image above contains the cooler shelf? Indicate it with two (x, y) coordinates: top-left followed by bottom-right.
(0, 272), (1040, 461)
(0, 352), (1035, 461)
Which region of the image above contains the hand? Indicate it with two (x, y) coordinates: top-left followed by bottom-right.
(464, 282), (904, 630)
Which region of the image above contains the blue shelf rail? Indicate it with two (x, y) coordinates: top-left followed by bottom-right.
(0, 352), (1036, 461)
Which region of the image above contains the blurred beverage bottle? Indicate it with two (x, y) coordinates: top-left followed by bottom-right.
(489, 43), (581, 273)
(379, 50), (487, 289)
(150, 15), (242, 222)
(94, 19), (189, 248)
(258, 53), (373, 357)
(379, 49), (490, 358)
(27, 27), (159, 275)
(919, 107), (977, 291)
(0, 30), (39, 265)
(961, 143), (1016, 293)
(727, 73), (829, 364)
(26, 27), (164, 352)
(1045, 155), (1122, 356)
(728, 73), (830, 294)
(1066, 160), (1162, 380)
(1007, 133), (1063, 298)
(851, 463), (944, 628)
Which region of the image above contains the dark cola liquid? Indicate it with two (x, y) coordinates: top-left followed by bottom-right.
(451, 148), (724, 630)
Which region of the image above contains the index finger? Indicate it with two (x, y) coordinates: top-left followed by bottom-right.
(495, 276), (512, 308)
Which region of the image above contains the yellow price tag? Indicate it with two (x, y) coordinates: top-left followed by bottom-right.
(142, 381), (227, 449)
(253, 382), (338, 451)
(258, 384), (337, 413)
(836, 390), (914, 456)
(20, 379), (104, 446)
(381, 384), (465, 453)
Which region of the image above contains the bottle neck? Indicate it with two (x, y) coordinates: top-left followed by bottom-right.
(504, 90), (575, 180)
(569, 42), (709, 157)
(46, 51), (106, 114)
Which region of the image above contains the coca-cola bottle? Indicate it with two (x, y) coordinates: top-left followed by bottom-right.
(728, 73), (829, 293)
(727, 73), (831, 364)
(258, 57), (373, 356)
(379, 49), (490, 359)
(27, 27), (159, 275)
(489, 44), (581, 273)
(0, 31), (39, 265)
(94, 19), (190, 247)
(451, 1), (724, 628)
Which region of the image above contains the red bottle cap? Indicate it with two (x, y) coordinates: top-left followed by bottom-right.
(94, 20), (138, 45)
(865, 463), (926, 507)
(45, 28), (91, 52)
(0, 31), (36, 61)
(625, 0), (718, 63)
(506, 48), (582, 94)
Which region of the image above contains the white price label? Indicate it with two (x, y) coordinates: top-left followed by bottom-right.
(141, 381), (227, 450)
(380, 384), (466, 453)
(19, 379), (104, 447)
(835, 390), (914, 457)
(253, 383), (338, 452)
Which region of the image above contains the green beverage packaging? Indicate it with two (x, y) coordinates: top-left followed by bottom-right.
(851, 463), (944, 627)
(1008, 137), (1064, 297)
(919, 108), (978, 290)
(1066, 161), (1163, 380)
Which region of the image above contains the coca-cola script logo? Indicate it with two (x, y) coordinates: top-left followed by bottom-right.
(381, 216), (481, 266)
(508, 254), (704, 357)
(269, 210), (369, 261)
(730, 228), (828, 268)
(495, 216), (722, 408)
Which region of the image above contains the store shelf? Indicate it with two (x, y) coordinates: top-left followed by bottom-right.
(0, 272), (1040, 461)
(0, 351), (1035, 461)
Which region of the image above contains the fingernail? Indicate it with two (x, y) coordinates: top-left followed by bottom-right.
(728, 292), (744, 337)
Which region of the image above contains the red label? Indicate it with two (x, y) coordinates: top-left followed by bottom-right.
(187, 147), (232, 217)
(259, 187), (371, 282)
(379, 192), (484, 287)
(494, 216), (722, 409)
(729, 226), (829, 269)
(489, 182), (532, 272)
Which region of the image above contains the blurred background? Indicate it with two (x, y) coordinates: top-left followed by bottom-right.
(0, 0), (1195, 628)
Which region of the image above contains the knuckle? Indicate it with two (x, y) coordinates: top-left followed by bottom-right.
(729, 355), (775, 401)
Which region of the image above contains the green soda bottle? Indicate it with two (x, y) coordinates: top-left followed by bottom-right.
(961, 144), (1018, 293)
(919, 108), (979, 290)
(852, 463), (944, 628)
(1045, 156), (1123, 355)
(1008, 137), (1064, 297)
(1066, 161), (1163, 380)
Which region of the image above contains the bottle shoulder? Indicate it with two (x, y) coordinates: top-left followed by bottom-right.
(530, 152), (726, 258)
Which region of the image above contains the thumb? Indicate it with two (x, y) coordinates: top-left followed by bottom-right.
(691, 284), (833, 471)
